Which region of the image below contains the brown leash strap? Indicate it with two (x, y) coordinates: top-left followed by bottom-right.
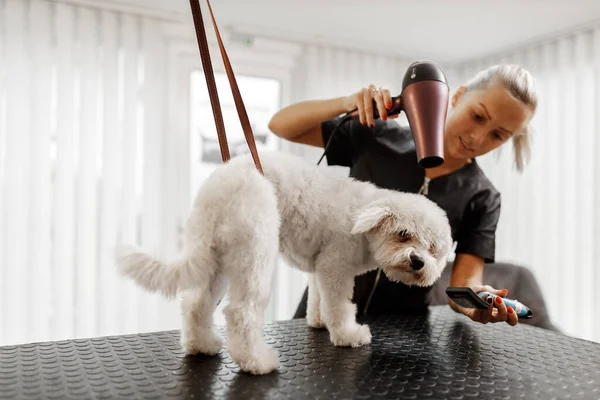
(188, 0), (263, 174)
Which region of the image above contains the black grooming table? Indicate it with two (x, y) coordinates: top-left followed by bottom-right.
(1, 306), (599, 400)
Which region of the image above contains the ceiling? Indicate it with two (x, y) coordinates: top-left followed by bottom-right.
(108, 0), (600, 64)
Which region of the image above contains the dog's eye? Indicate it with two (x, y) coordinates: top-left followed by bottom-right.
(397, 230), (410, 242)
(429, 244), (436, 253)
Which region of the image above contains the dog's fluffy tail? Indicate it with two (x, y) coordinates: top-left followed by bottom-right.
(115, 245), (205, 299)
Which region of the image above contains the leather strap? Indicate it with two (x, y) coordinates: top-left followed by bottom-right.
(188, 0), (263, 174)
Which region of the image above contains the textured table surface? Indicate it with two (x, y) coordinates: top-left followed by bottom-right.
(1, 305), (599, 400)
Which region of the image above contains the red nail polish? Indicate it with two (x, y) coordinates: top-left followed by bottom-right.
(386, 103), (392, 110)
(495, 296), (502, 304)
(382, 114), (387, 121)
(507, 306), (514, 314)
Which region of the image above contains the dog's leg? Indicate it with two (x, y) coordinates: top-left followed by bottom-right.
(306, 273), (325, 329)
(180, 271), (227, 356)
(221, 229), (280, 375)
(222, 254), (279, 375)
(316, 268), (372, 348)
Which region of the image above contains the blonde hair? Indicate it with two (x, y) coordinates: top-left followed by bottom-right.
(465, 64), (538, 173)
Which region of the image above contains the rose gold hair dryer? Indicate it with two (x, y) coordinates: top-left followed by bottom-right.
(348, 61), (449, 168)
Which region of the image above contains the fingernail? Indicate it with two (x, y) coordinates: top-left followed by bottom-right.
(386, 102), (392, 109)
(507, 306), (514, 314)
(382, 114), (387, 121)
(495, 296), (502, 304)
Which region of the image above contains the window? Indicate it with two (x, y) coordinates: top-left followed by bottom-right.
(189, 71), (281, 199)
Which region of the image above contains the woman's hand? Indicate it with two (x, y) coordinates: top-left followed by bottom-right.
(449, 254), (518, 326)
(449, 285), (519, 326)
(342, 84), (399, 127)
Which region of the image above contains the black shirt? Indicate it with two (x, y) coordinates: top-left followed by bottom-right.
(293, 116), (502, 318)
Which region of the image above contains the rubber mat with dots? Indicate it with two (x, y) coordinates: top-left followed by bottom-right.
(1, 305), (599, 399)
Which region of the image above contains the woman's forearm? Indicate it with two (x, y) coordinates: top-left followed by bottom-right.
(268, 96), (349, 142)
(450, 254), (484, 286)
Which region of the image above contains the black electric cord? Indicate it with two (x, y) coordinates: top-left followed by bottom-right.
(316, 113), (353, 166)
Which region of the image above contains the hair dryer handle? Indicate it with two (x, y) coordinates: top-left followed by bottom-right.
(347, 95), (403, 120)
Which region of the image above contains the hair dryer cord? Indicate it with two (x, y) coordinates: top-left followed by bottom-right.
(316, 113), (353, 166)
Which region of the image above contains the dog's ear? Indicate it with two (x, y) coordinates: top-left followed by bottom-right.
(351, 205), (393, 234)
(352, 203), (418, 236)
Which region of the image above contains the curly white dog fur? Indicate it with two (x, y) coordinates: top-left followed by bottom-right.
(116, 151), (453, 375)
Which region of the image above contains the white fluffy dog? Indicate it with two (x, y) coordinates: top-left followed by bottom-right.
(116, 151), (453, 375)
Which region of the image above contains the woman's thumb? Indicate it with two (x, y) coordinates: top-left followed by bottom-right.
(474, 285), (509, 297)
(490, 287), (510, 297)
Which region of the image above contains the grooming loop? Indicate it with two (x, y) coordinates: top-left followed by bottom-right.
(188, 0), (263, 173)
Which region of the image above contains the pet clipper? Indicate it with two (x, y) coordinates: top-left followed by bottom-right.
(445, 287), (533, 319)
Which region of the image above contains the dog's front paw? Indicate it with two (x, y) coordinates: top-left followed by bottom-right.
(181, 331), (223, 356)
(306, 314), (326, 329)
(233, 347), (279, 375)
(329, 324), (372, 348)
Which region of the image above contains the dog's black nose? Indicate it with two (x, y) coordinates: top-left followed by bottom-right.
(410, 255), (425, 271)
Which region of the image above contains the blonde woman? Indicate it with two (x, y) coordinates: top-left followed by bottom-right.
(269, 65), (541, 327)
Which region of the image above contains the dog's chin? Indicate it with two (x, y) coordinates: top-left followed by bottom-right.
(382, 263), (440, 287)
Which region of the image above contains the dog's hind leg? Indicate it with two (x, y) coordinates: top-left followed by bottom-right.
(221, 221), (280, 375)
(222, 244), (279, 375)
(306, 273), (325, 329)
(180, 269), (227, 356)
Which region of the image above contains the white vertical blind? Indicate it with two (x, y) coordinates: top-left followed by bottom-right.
(52, 0), (76, 342)
(594, 27), (600, 343)
(75, 4), (99, 340)
(457, 24), (600, 342)
(29, 0), (53, 343)
(0, 0), (170, 345)
(3, 0), (31, 344)
(0, 0), (4, 348)
(139, 16), (165, 334)
(119, 13), (140, 335)
(97, 8), (120, 339)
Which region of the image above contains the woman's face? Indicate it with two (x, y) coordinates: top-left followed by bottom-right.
(444, 82), (533, 161)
